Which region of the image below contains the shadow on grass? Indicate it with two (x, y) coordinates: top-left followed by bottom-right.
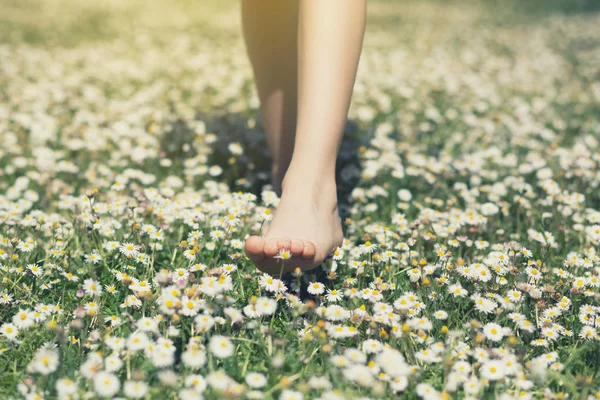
(161, 109), (365, 219)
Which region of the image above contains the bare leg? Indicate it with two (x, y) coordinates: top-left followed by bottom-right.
(245, 0), (367, 273)
(241, 0), (298, 194)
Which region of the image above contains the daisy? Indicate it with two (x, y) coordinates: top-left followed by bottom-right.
(195, 314), (216, 332)
(209, 335), (235, 358)
(182, 344), (207, 369)
(85, 252), (103, 264)
(415, 348), (442, 363)
(0, 293), (13, 304)
(29, 344), (59, 375)
(344, 348), (367, 364)
(525, 266), (542, 281)
(206, 369), (235, 392)
(483, 322), (504, 342)
(463, 376), (481, 395)
(308, 376), (332, 390)
(105, 354), (123, 372)
(360, 240), (377, 254)
(183, 248), (197, 261)
(12, 309), (35, 329)
(280, 389), (304, 400)
(230, 239), (244, 249)
(27, 264), (43, 277)
(179, 388), (203, 400)
(343, 364), (375, 388)
(307, 282), (325, 295)
(185, 374), (208, 392)
(325, 305), (350, 321)
(475, 240), (489, 250)
(104, 241), (120, 252)
(531, 338), (549, 347)
(416, 383), (439, 399)
(255, 297), (278, 316)
(190, 263), (207, 272)
(448, 283), (468, 297)
(124, 380), (149, 398)
(150, 348), (175, 368)
(325, 288), (344, 302)
(56, 378), (78, 398)
(516, 319), (535, 333)
(274, 248), (292, 261)
(127, 332), (150, 351)
(222, 263), (237, 274)
(362, 339), (384, 354)
(224, 213), (240, 227)
(172, 268), (190, 281)
(452, 361), (472, 376)
(104, 314), (122, 326)
(83, 279), (103, 296)
(0, 323), (19, 341)
(259, 274), (285, 293)
(480, 360), (506, 381)
(472, 295), (497, 314)
(245, 372), (267, 388)
(210, 230), (225, 241)
(119, 242), (140, 258)
(93, 371), (120, 398)
(179, 298), (199, 318)
(433, 310), (448, 320)
(105, 336), (125, 351)
(406, 267), (421, 282)
(62, 271), (80, 282)
(255, 206), (273, 223)
(579, 326), (597, 339)
(17, 240), (35, 252)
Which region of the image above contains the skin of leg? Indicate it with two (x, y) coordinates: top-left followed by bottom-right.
(241, 0), (298, 194)
(290, 0), (367, 182)
(245, 0), (367, 273)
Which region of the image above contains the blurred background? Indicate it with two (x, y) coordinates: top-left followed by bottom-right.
(1, 0), (599, 46)
(0, 0), (599, 200)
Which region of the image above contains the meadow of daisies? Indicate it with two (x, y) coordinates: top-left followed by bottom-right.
(1, 0), (600, 399)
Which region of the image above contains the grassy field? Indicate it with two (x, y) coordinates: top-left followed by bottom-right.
(0, 0), (599, 399)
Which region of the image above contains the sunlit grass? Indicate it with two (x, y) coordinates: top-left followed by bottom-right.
(0, 1), (599, 399)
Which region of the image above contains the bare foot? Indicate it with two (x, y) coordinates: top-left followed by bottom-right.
(245, 170), (343, 274)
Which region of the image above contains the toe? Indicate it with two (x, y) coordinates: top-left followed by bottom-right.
(264, 239), (279, 257)
(277, 237), (291, 250)
(245, 236), (265, 260)
(302, 241), (316, 259)
(290, 239), (304, 256)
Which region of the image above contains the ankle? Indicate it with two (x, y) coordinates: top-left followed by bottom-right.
(280, 167), (338, 207)
(286, 154), (335, 180)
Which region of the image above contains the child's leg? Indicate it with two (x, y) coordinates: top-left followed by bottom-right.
(245, 0), (367, 273)
(241, 0), (298, 194)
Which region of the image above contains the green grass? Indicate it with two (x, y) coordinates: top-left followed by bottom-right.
(0, 0), (599, 399)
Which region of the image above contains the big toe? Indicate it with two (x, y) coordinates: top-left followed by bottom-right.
(245, 236), (265, 260)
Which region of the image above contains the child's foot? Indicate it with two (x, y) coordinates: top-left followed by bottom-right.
(245, 170), (343, 274)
